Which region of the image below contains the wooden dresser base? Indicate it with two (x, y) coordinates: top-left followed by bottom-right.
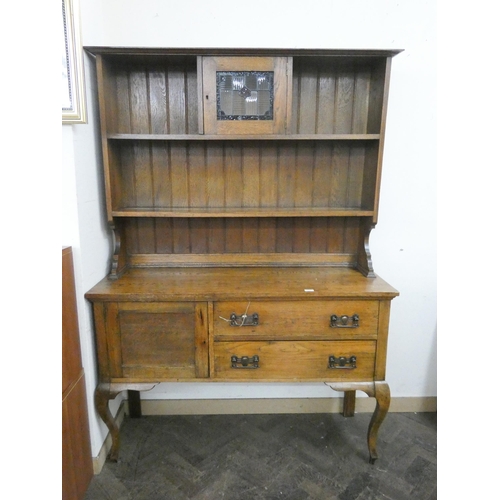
(95, 381), (390, 464)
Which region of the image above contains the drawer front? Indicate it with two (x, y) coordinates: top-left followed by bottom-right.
(213, 340), (376, 381)
(102, 302), (208, 380)
(214, 301), (379, 340)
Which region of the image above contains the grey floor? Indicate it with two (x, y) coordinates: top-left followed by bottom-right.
(84, 412), (437, 500)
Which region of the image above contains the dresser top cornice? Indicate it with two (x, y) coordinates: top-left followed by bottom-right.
(84, 47), (403, 58)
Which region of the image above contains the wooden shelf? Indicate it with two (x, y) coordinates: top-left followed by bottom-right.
(111, 207), (375, 218)
(107, 133), (381, 141)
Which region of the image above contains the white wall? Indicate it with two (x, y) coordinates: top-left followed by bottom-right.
(64, 0), (437, 457)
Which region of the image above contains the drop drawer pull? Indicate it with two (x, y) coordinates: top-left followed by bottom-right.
(330, 314), (359, 328)
(230, 312), (259, 327)
(328, 355), (357, 369)
(231, 355), (260, 369)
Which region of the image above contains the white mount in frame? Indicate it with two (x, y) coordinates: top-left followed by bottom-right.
(62, 0), (87, 124)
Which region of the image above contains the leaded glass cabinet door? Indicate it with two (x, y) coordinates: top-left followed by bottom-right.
(202, 56), (291, 135)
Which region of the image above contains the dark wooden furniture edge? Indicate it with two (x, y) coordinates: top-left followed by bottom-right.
(84, 47), (403, 57)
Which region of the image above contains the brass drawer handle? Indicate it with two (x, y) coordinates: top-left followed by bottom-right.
(230, 312), (259, 327)
(231, 355), (260, 369)
(328, 355), (357, 369)
(330, 314), (359, 328)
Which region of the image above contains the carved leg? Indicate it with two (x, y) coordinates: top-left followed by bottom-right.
(94, 384), (122, 462)
(342, 390), (356, 417)
(324, 381), (390, 463)
(94, 383), (157, 462)
(367, 381), (391, 464)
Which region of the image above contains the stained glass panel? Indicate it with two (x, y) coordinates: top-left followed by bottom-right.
(216, 71), (274, 120)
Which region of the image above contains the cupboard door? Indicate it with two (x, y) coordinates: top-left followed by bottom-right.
(202, 56), (291, 135)
(105, 302), (208, 380)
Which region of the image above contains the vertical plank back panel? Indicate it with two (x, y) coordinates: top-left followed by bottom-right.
(296, 63), (318, 134)
(148, 68), (168, 134)
(170, 142), (189, 208)
(312, 142), (334, 207)
(260, 144), (278, 208)
(352, 68), (371, 134)
(206, 143), (225, 208)
(294, 142), (315, 207)
(346, 144), (365, 208)
(129, 67), (150, 133)
(104, 56), (198, 135)
(114, 65), (132, 133)
(334, 65), (355, 134)
(224, 142), (243, 208)
(317, 66), (336, 134)
(331, 143), (350, 207)
(277, 143), (296, 208)
(123, 217), (360, 258)
(187, 142), (207, 208)
(167, 63), (187, 134)
(151, 142), (171, 207)
(133, 142), (153, 207)
(242, 142), (260, 208)
(155, 218), (174, 253)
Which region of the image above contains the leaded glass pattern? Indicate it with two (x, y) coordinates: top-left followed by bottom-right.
(216, 71), (274, 120)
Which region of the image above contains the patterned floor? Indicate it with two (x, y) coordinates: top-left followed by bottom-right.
(84, 412), (437, 499)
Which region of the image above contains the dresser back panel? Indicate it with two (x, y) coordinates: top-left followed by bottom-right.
(101, 55), (199, 135)
(290, 57), (387, 135)
(122, 216), (361, 257)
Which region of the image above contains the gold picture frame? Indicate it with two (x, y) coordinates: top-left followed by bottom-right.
(62, 0), (86, 124)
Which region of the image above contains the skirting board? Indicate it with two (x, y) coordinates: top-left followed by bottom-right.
(130, 396), (436, 416)
(92, 397), (436, 473)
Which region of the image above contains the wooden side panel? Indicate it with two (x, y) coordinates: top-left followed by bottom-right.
(62, 247), (92, 500)
(62, 248), (82, 393)
(374, 300), (392, 380)
(367, 59), (387, 134)
(92, 301), (110, 380)
(62, 373), (93, 500)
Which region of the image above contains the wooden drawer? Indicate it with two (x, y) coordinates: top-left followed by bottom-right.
(213, 340), (376, 381)
(214, 300), (379, 340)
(95, 302), (209, 380)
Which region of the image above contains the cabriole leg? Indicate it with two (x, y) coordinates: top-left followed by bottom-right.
(94, 384), (121, 462)
(367, 381), (391, 464)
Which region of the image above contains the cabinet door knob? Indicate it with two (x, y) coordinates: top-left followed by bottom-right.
(230, 312), (259, 327)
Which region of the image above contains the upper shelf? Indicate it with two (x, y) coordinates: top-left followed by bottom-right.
(107, 133), (381, 141)
(95, 52), (393, 137)
(111, 207), (375, 218)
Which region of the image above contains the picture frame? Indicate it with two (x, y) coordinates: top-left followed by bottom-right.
(62, 0), (87, 124)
